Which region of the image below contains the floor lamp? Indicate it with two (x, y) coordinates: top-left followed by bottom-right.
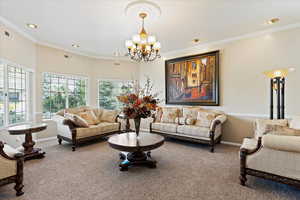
(264, 69), (288, 120)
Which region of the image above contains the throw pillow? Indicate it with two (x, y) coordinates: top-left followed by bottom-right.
(100, 109), (118, 123)
(266, 125), (300, 136)
(195, 111), (216, 128)
(186, 118), (196, 125)
(154, 107), (163, 123)
(73, 115), (90, 128)
(182, 107), (202, 119)
(161, 107), (179, 123)
(77, 110), (99, 125)
(64, 113), (89, 128)
(176, 117), (186, 125)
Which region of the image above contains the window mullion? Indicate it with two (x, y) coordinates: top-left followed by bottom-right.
(4, 64), (8, 127)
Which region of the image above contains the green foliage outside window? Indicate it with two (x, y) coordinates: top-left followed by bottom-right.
(98, 80), (132, 110)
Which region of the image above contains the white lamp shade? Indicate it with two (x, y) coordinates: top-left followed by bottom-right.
(146, 45), (151, 51)
(153, 42), (161, 50)
(132, 34), (141, 43)
(140, 39), (147, 45)
(125, 40), (134, 48)
(148, 35), (156, 44)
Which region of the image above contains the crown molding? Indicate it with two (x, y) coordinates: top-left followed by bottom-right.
(37, 41), (133, 62)
(163, 22), (300, 58)
(0, 15), (134, 63)
(2, 14), (300, 63)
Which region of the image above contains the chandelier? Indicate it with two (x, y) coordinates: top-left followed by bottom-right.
(125, 12), (161, 62)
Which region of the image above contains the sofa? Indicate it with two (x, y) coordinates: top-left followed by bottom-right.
(240, 117), (300, 188)
(150, 106), (227, 152)
(0, 141), (24, 196)
(53, 106), (121, 151)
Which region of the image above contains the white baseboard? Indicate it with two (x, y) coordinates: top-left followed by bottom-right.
(221, 141), (241, 147)
(36, 136), (57, 143)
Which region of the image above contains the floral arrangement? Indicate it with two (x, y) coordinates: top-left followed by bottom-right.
(117, 78), (160, 119)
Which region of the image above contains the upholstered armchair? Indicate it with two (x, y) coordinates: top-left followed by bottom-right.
(0, 141), (24, 196)
(240, 118), (300, 188)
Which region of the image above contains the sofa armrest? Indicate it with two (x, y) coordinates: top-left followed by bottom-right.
(210, 114), (227, 132)
(63, 119), (79, 131)
(263, 134), (300, 153)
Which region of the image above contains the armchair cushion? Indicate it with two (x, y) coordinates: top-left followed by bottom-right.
(240, 138), (258, 151)
(3, 144), (21, 158)
(254, 119), (288, 139)
(266, 125), (300, 136)
(263, 134), (300, 153)
(289, 116), (300, 130)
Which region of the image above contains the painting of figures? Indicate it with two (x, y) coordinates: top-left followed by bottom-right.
(165, 51), (219, 106)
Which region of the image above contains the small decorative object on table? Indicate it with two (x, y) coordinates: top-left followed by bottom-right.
(117, 78), (160, 138)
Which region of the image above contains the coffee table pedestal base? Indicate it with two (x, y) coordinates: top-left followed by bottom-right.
(119, 151), (156, 171)
(23, 148), (46, 161)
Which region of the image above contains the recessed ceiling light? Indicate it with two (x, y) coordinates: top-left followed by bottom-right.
(72, 44), (80, 48)
(26, 23), (38, 29)
(193, 38), (200, 43)
(267, 18), (280, 25)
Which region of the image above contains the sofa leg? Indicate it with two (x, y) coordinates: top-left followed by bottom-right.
(58, 138), (62, 145)
(14, 179), (24, 196)
(210, 145), (214, 153)
(240, 174), (247, 186)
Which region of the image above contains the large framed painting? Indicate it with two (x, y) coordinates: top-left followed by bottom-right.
(165, 50), (220, 106)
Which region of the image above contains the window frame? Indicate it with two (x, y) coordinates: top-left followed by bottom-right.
(97, 78), (132, 110)
(0, 58), (34, 129)
(42, 72), (89, 118)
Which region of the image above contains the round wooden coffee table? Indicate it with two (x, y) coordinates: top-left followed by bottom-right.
(8, 123), (47, 161)
(108, 132), (164, 171)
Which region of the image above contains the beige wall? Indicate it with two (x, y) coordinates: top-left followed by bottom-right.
(0, 22), (36, 69)
(140, 27), (300, 143)
(0, 23), (140, 144)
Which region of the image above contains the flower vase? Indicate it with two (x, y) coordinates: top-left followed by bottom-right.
(134, 118), (141, 139)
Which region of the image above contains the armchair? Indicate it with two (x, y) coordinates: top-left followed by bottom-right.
(0, 141), (24, 196)
(240, 118), (300, 188)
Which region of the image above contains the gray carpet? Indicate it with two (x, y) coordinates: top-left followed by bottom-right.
(1, 138), (300, 200)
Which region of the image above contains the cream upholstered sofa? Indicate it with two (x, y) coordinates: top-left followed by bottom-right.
(53, 106), (121, 151)
(150, 106), (227, 152)
(240, 117), (300, 188)
(0, 142), (24, 196)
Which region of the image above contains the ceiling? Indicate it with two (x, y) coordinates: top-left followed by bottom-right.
(1, 0), (300, 59)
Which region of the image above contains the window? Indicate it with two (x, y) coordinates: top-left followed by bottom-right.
(0, 60), (33, 127)
(98, 80), (132, 110)
(42, 73), (88, 118)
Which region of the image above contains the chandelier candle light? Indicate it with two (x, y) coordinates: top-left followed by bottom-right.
(125, 12), (161, 62)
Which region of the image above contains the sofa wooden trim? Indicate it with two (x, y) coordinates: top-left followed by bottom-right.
(149, 119), (222, 153)
(0, 142), (24, 196)
(239, 137), (300, 189)
(58, 117), (121, 151)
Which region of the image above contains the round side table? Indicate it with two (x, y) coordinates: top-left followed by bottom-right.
(8, 123), (47, 161)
